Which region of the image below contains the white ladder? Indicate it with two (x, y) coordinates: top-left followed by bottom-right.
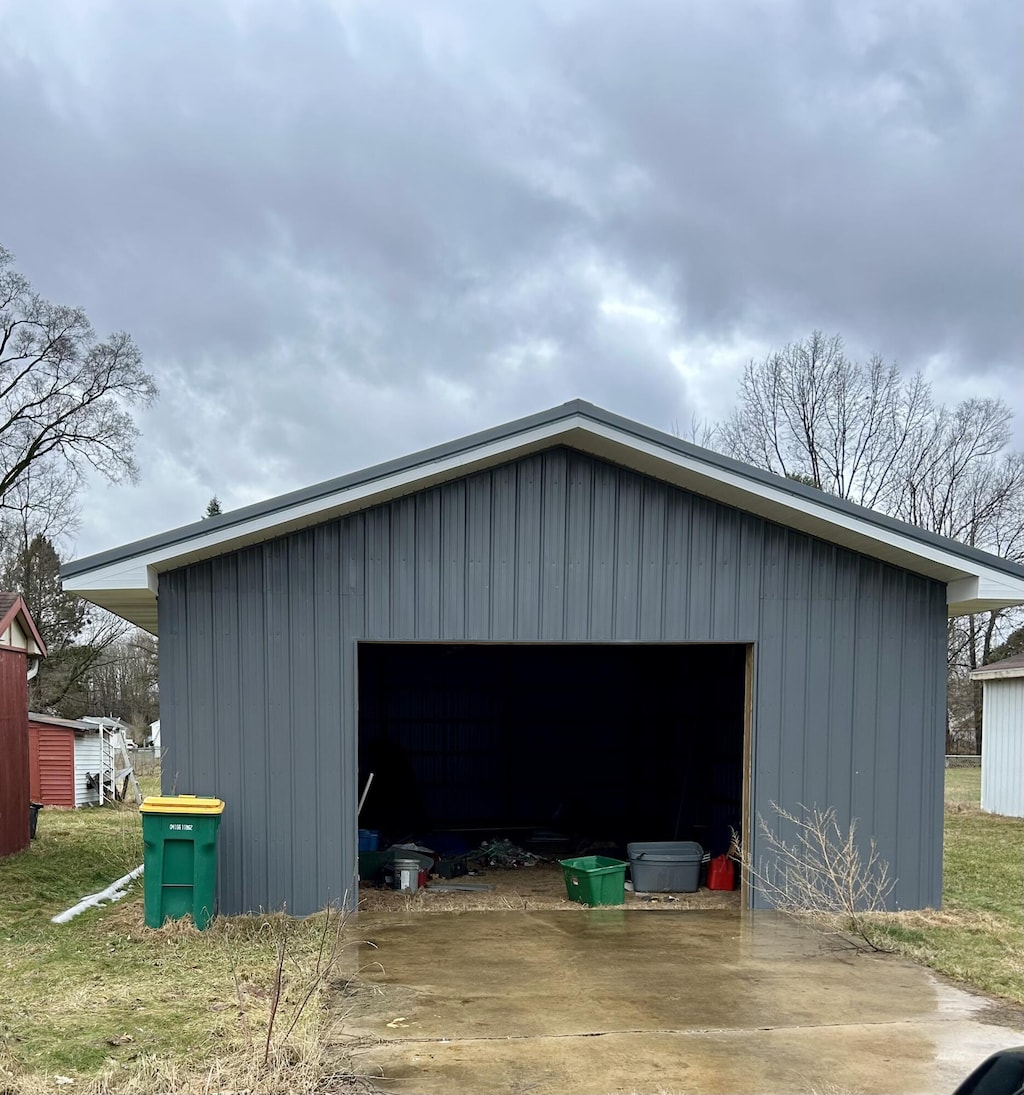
(103, 727), (142, 806)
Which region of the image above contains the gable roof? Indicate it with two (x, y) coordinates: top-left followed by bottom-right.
(62, 399), (1024, 633)
(971, 653), (1024, 681)
(0, 593), (47, 657)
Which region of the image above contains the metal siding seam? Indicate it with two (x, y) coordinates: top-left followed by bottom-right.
(613, 468), (641, 640)
(515, 455), (542, 639)
(291, 530), (316, 914)
(737, 517), (763, 639)
(266, 538), (292, 910)
(849, 559), (879, 832)
(927, 582), (946, 904)
(365, 508), (390, 639)
(638, 479), (666, 640)
(211, 555), (237, 910)
(414, 491), (440, 639)
(157, 573), (178, 800)
(778, 533), (808, 814)
(754, 527), (786, 882)
(236, 548), (265, 914)
(564, 454), (592, 640)
(687, 496), (708, 637)
(589, 460), (618, 639)
(465, 473), (491, 639)
(340, 517), (364, 908)
(662, 491), (687, 638)
(390, 497), (415, 637)
(187, 565), (206, 794)
(440, 479), (467, 639)
(877, 568), (905, 895)
(540, 450), (568, 640)
(827, 551), (857, 827)
(490, 465), (516, 638)
(802, 541), (833, 810)
(710, 508), (733, 641)
(292, 529), (314, 913)
(896, 575), (927, 902)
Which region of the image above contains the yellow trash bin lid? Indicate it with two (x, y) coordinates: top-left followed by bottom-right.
(140, 794), (225, 815)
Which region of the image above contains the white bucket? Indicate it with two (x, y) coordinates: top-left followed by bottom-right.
(393, 858), (421, 893)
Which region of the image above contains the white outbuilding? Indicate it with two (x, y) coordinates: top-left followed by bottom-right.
(971, 653), (1024, 818)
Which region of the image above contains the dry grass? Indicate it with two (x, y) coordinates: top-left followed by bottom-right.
(2, 765), (1017, 1090)
(357, 863), (741, 913)
(0, 773), (374, 1094)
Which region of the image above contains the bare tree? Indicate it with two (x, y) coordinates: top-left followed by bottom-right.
(85, 628), (159, 730)
(716, 332), (1024, 750)
(719, 332), (934, 510)
(0, 457), (80, 563)
(0, 244), (157, 505)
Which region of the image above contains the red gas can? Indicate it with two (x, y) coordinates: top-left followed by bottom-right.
(707, 854), (735, 891)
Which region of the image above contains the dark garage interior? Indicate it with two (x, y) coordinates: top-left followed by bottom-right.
(357, 642), (748, 859)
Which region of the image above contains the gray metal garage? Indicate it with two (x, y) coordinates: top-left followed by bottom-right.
(62, 401), (1024, 915)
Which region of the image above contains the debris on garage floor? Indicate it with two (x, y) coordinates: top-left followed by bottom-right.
(358, 860), (741, 913)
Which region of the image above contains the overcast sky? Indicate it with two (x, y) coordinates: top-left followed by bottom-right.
(2, 0), (1021, 560)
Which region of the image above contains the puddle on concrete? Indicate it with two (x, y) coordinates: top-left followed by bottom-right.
(341, 910), (1014, 1095)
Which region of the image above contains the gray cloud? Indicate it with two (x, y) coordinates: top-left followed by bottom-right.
(0, 0), (1019, 556)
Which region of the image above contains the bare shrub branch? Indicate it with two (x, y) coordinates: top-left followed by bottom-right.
(736, 802), (895, 951)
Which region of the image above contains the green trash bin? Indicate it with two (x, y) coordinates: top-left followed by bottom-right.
(140, 794), (225, 930)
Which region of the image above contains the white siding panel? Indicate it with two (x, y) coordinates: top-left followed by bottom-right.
(982, 678), (1024, 817)
(74, 734), (102, 807)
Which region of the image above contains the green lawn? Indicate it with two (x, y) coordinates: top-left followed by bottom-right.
(0, 782), (359, 1094)
(944, 766), (981, 807)
(868, 768), (1023, 1003)
(1, 767), (1019, 1091)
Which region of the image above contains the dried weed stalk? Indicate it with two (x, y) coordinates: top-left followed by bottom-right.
(219, 897), (378, 1093)
(737, 801), (895, 951)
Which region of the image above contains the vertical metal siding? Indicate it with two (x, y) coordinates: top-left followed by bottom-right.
(981, 678), (1024, 817)
(0, 650), (30, 857)
(73, 733), (102, 807)
(160, 446), (948, 915)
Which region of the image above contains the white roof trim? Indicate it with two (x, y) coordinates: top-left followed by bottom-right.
(971, 666), (1024, 681)
(62, 405), (1024, 633)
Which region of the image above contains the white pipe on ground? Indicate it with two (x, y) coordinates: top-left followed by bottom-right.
(51, 864), (145, 924)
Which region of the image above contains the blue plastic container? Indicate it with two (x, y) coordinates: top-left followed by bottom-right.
(358, 828), (380, 852)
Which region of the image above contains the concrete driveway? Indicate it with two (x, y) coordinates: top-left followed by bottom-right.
(346, 909), (1021, 1095)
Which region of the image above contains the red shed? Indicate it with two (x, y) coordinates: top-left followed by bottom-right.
(27, 713), (89, 808)
(0, 593), (47, 857)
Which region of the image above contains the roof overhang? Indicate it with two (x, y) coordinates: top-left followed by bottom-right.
(28, 712), (93, 731)
(971, 662), (1024, 681)
(62, 401), (1024, 633)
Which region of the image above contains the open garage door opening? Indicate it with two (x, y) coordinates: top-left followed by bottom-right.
(356, 642), (751, 871)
